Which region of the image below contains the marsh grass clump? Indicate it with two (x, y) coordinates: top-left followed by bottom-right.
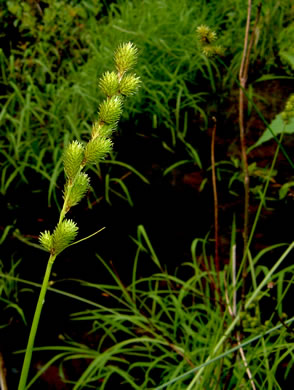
(1, 0), (290, 199)
(18, 42), (140, 390)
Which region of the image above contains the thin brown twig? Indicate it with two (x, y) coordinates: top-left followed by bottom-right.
(244, 4), (262, 80)
(239, 1), (262, 299)
(238, 0), (252, 254)
(0, 351), (8, 390)
(211, 117), (219, 273)
(210, 117), (224, 311)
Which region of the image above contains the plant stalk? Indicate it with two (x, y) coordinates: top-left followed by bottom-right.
(238, 0), (261, 299)
(211, 117), (219, 273)
(18, 254), (56, 390)
(210, 117), (224, 310)
(238, 0), (252, 256)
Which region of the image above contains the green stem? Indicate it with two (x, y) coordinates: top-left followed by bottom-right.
(58, 167), (83, 224)
(18, 254), (56, 390)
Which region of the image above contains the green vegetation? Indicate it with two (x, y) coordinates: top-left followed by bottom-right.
(17, 41), (140, 390)
(1, 0), (294, 388)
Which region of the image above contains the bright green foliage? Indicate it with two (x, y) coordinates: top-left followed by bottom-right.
(1, 0), (292, 197)
(0, 0), (288, 203)
(278, 22), (294, 73)
(6, 0), (101, 53)
(64, 172), (90, 209)
(63, 141), (85, 181)
(0, 260), (26, 326)
(5, 2), (294, 389)
(251, 94), (294, 149)
(39, 231), (294, 389)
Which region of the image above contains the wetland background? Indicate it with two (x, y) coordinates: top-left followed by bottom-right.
(1, 0), (294, 388)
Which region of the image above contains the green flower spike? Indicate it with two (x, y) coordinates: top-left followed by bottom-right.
(63, 141), (84, 181)
(115, 42), (138, 77)
(99, 71), (119, 97)
(196, 25), (217, 45)
(91, 122), (114, 140)
(196, 25), (223, 57)
(64, 172), (90, 209)
(39, 231), (53, 253)
(119, 73), (141, 96)
(20, 42), (141, 390)
(202, 45), (217, 58)
(51, 219), (78, 255)
(281, 94), (294, 124)
(98, 96), (123, 125)
(84, 137), (113, 164)
(39, 220), (78, 255)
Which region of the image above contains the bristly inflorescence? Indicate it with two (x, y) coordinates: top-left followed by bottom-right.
(39, 42), (140, 256)
(196, 25), (224, 57)
(39, 220), (78, 256)
(281, 94), (294, 124)
(115, 41), (139, 78)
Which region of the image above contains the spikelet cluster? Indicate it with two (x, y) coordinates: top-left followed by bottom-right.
(281, 94), (294, 124)
(115, 42), (138, 76)
(39, 220), (78, 255)
(196, 25), (224, 57)
(39, 42), (140, 257)
(88, 41), (141, 161)
(63, 141), (84, 181)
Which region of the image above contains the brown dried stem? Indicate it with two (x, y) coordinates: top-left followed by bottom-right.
(239, 1), (261, 291)
(0, 351), (8, 390)
(211, 117), (219, 273)
(238, 0), (252, 254)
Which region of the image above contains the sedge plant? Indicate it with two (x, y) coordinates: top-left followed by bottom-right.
(16, 21), (294, 390)
(17, 42), (140, 390)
